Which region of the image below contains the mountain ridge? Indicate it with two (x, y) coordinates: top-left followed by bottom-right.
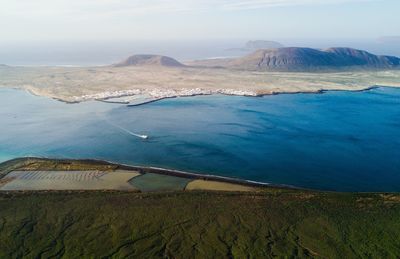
(191, 47), (400, 72)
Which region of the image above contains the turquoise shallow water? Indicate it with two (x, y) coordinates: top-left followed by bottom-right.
(1, 87), (399, 191)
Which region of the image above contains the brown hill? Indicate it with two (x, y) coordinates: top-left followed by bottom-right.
(114, 54), (184, 67)
(191, 47), (400, 72)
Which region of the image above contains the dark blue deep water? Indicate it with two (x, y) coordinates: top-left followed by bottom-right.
(1, 87), (399, 191)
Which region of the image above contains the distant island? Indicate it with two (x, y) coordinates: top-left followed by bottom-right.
(0, 47), (399, 104)
(245, 40), (285, 50)
(227, 40), (284, 52)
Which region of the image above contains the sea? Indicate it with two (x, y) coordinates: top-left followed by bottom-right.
(1, 87), (399, 192)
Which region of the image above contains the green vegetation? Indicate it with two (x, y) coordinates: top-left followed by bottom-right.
(1, 158), (400, 258)
(185, 179), (256, 192)
(0, 191), (399, 258)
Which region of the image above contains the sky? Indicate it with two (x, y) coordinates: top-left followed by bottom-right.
(1, 0), (400, 65)
(0, 0), (399, 43)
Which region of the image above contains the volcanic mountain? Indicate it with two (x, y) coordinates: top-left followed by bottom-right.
(114, 54), (184, 67)
(191, 47), (400, 72)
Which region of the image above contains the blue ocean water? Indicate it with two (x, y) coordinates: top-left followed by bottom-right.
(0, 87), (399, 191)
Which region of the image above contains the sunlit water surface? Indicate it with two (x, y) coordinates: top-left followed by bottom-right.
(1, 87), (399, 191)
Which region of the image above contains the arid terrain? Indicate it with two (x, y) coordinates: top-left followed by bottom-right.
(1, 64), (400, 103)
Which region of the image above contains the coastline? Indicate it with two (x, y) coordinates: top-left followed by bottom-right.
(2, 65), (399, 105)
(17, 84), (396, 106)
(2, 157), (399, 193)
(0, 157), (300, 190)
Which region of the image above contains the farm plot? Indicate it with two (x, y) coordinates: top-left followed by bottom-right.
(0, 170), (140, 191)
(128, 173), (191, 192)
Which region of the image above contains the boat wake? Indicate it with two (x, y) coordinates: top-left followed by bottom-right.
(106, 120), (148, 139)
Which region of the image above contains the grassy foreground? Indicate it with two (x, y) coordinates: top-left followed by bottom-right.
(0, 190), (400, 258)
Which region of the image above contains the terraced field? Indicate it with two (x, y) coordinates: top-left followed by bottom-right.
(7, 170), (108, 181)
(0, 170), (140, 191)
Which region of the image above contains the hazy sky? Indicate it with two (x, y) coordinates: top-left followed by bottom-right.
(0, 0), (399, 42)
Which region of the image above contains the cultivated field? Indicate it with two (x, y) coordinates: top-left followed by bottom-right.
(128, 173), (192, 192)
(0, 158), (261, 192)
(0, 170), (140, 191)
